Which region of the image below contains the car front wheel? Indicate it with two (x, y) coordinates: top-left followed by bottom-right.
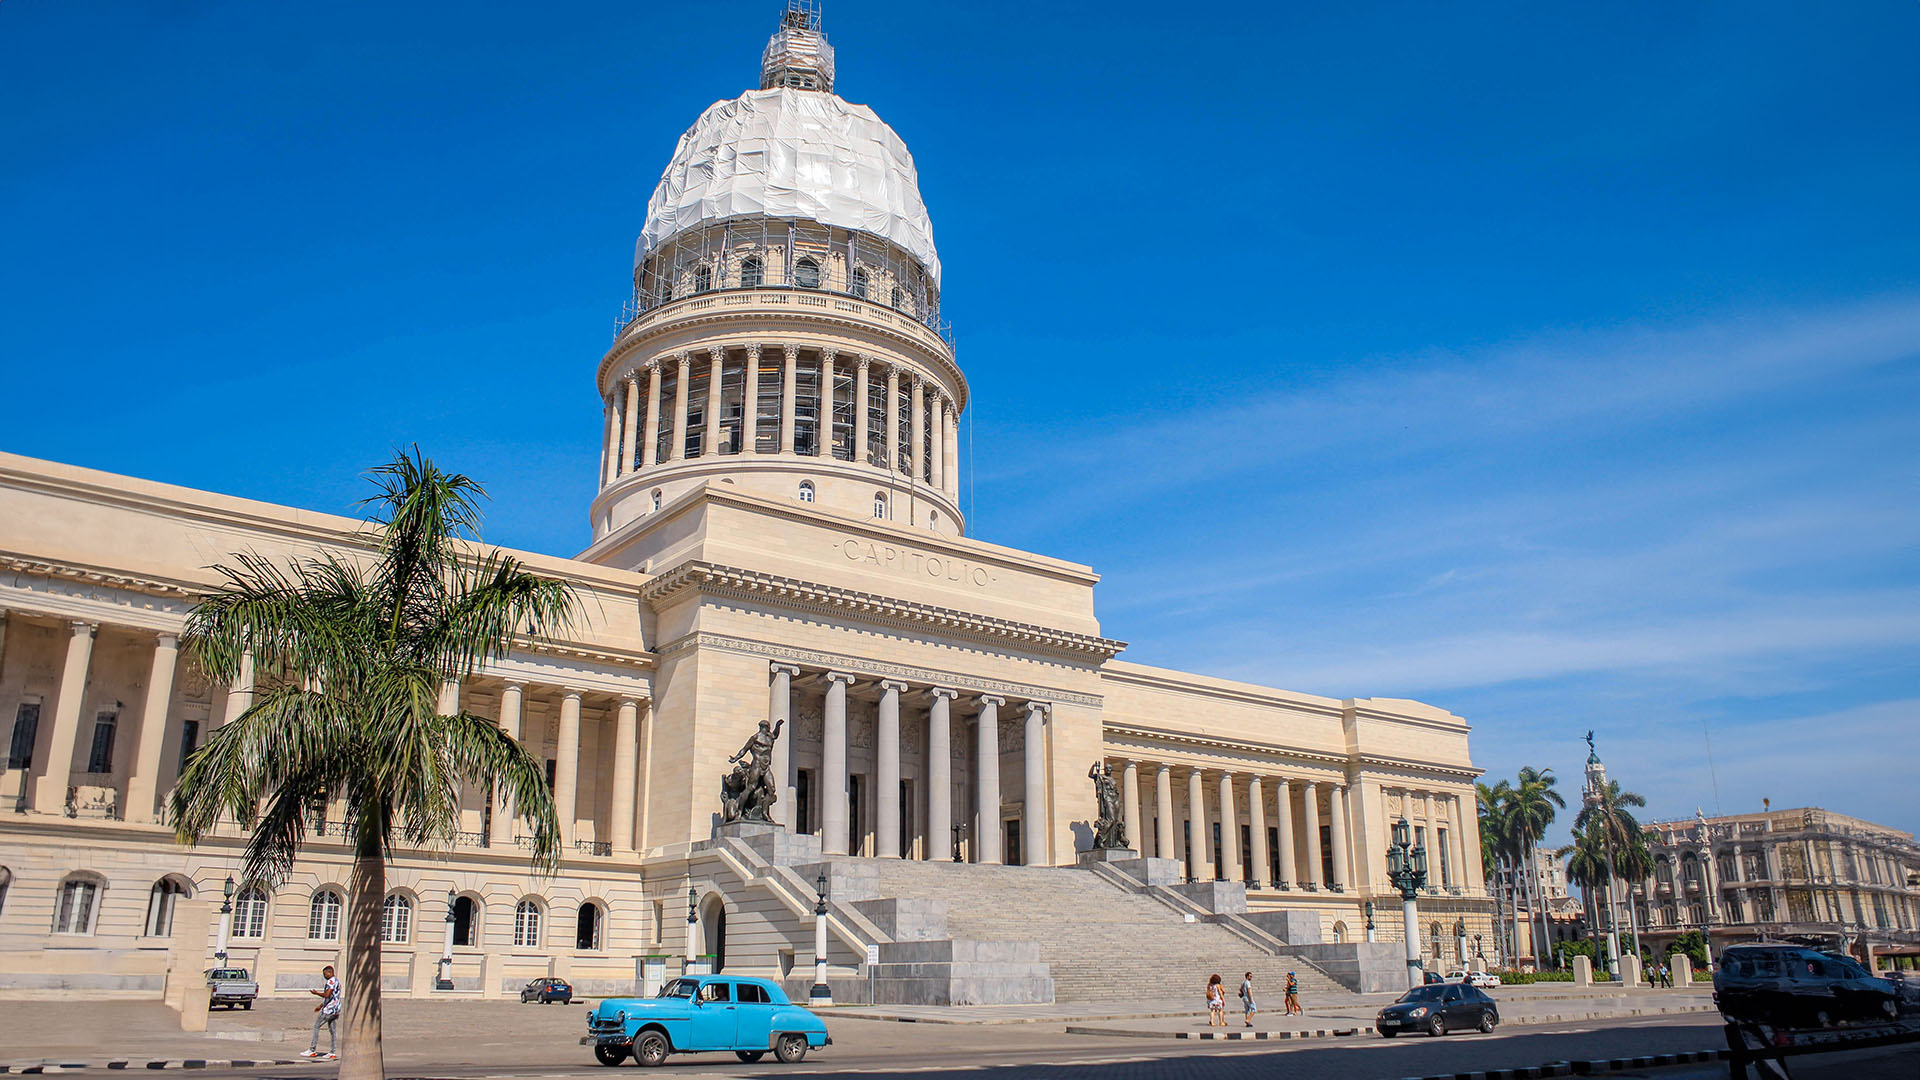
(736, 1051), (766, 1062)
(775, 1033), (809, 1063)
(633, 1031), (670, 1067)
(1478, 1011), (1497, 1033)
(1427, 1015), (1447, 1037)
(593, 1044), (627, 1067)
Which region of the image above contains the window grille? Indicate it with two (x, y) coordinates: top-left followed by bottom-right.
(54, 878), (99, 935)
(514, 900), (542, 947)
(850, 266), (868, 299)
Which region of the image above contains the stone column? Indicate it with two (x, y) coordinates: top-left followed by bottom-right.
(927, 688), (956, 861)
(124, 632), (179, 824)
(974, 695), (1003, 864)
(910, 376), (926, 484)
(706, 348), (727, 456)
(1022, 702), (1047, 866)
(815, 349), (836, 457)
(670, 353), (691, 461)
(1452, 795), (1471, 890)
(554, 690), (581, 848)
(220, 651), (254, 727)
(1247, 775), (1270, 890)
(853, 357), (872, 464)
(35, 621), (96, 810)
(769, 664), (799, 832)
(601, 397), (618, 486)
(610, 698), (639, 853)
(437, 678), (460, 716)
(885, 366), (901, 472)
(1274, 778), (1297, 889)
(780, 345), (799, 454)
(1186, 768), (1211, 880)
(1301, 780), (1323, 890)
(1328, 783), (1350, 891)
(741, 346), (761, 454)
(1120, 760), (1140, 854)
(1218, 772), (1241, 881)
(1154, 763), (1175, 860)
(490, 683), (523, 847)
(641, 360), (662, 468)
(876, 680), (905, 858)
(941, 398), (959, 498)
(821, 672), (854, 856)
(621, 374), (640, 474)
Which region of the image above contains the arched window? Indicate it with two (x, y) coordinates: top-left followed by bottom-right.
(693, 265), (712, 294)
(850, 266), (869, 299)
(740, 256), (763, 289)
(1332, 920), (1349, 944)
(650, 489), (662, 512)
(798, 481), (815, 504)
(380, 893), (413, 944)
(873, 492), (887, 520)
(53, 875), (103, 935)
(233, 887), (268, 940)
(576, 902), (602, 951)
(144, 876), (191, 937)
(308, 889), (343, 941)
(889, 286), (902, 309)
(0, 866), (11, 918)
(451, 895), (478, 948)
(794, 256), (821, 289)
(514, 899), (543, 948)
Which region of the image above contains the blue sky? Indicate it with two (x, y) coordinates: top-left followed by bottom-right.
(4, 1), (1917, 842)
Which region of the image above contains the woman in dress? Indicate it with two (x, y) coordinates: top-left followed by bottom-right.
(1206, 973), (1226, 1026)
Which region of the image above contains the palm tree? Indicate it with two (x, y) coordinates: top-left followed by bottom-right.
(1507, 767), (1566, 968)
(1557, 824), (1608, 962)
(1574, 777), (1649, 972)
(170, 450), (578, 1080)
(1477, 780), (1517, 962)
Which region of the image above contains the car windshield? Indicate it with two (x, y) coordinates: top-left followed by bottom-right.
(1396, 986), (1447, 1003)
(657, 978), (698, 998)
(210, 969), (248, 980)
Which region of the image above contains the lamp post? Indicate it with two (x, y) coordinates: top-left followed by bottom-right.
(1386, 817), (1429, 989)
(685, 878), (700, 969)
(215, 876), (235, 965)
(1454, 919), (1468, 969)
(1364, 901), (1377, 943)
(809, 870), (833, 1006)
(1475, 933), (1485, 964)
(951, 822), (966, 864)
(437, 889), (456, 990)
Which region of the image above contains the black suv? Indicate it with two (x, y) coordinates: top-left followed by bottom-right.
(1713, 944), (1898, 1029)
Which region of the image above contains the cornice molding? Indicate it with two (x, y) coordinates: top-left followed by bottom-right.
(0, 551), (200, 600)
(639, 560), (1125, 662)
(655, 630), (1104, 708)
(1101, 722), (1352, 772)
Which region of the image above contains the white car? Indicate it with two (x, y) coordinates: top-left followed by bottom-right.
(1445, 970), (1502, 989)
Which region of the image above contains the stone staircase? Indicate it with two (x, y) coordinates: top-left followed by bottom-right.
(852, 858), (1350, 1005)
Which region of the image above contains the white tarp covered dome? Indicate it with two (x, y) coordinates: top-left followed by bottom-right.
(637, 87), (941, 288)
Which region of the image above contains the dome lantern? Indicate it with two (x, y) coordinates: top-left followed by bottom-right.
(761, 1), (835, 92)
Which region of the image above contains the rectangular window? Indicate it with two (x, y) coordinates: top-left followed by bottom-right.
(848, 773), (864, 856)
(1211, 821), (1224, 881)
(1437, 827), (1452, 885)
(830, 360), (855, 461)
(1005, 818), (1022, 867)
(899, 779), (912, 859)
(795, 354), (822, 456)
(1322, 824), (1336, 886)
(684, 366), (708, 458)
(7, 702), (40, 770)
(796, 769), (814, 835)
(865, 379), (888, 465)
(721, 361), (745, 453)
(895, 385), (913, 476)
(1267, 827), (1281, 885)
(85, 712), (117, 774)
(654, 369), (678, 463)
(175, 719), (199, 776)
(755, 359), (782, 454)
(545, 759), (557, 789)
(1241, 824), (1253, 882)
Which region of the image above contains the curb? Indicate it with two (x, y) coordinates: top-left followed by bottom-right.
(1066, 1003), (1719, 1041)
(1400, 1050), (1729, 1080)
(0, 1053), (314, 1060)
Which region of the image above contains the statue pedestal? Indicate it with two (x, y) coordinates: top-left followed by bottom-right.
(1102, 856), (1184, 887)
(708, 821), (822, 867)
(1076, 847), (1140, 866)
(716, 821), (782, 840)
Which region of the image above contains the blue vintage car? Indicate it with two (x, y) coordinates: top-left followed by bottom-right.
(586, 975), (831, 1066)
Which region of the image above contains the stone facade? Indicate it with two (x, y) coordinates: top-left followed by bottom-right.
(0, 7), (1494, 1001)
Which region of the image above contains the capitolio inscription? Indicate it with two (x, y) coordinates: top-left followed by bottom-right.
(837, 537), (993, 587)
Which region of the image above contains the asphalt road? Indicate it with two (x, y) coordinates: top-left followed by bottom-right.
(175, 1013), (1744, 1080)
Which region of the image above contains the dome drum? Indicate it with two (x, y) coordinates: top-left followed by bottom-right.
(632, 216), (944, 341)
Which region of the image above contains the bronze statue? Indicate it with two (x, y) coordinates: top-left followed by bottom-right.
(720, 718), (784, 824)
(1088, 761), (1128, 850)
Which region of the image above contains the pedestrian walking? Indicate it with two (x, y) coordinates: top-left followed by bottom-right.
(1205, 973), (1226, 1027)
(1238, 972), (1257, 1027)
(1284, 971), (1303, 1016)
(302, 964), (341, 1060)
(1660, 962), (1673, 989)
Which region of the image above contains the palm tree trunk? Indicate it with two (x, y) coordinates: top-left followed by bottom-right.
(342, 838), (386, 1080)
(1526, 841), (1551, 970)
(1508, 855), (1526, 965)
(1489, 865), (1507, 965)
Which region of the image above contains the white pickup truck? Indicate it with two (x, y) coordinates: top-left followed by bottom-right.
(205, 967), (259, 1010)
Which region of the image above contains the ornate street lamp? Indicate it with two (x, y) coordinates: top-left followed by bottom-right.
(437, 889), (457, 990)
(951, 822), (967, 864)
(809, 870), (833, 1006)
(1475, 933), (1485, 963)
(215, 876), (235, 964)
(1364, 900), (1377, 943)
(1386, 817), (1429, 988)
